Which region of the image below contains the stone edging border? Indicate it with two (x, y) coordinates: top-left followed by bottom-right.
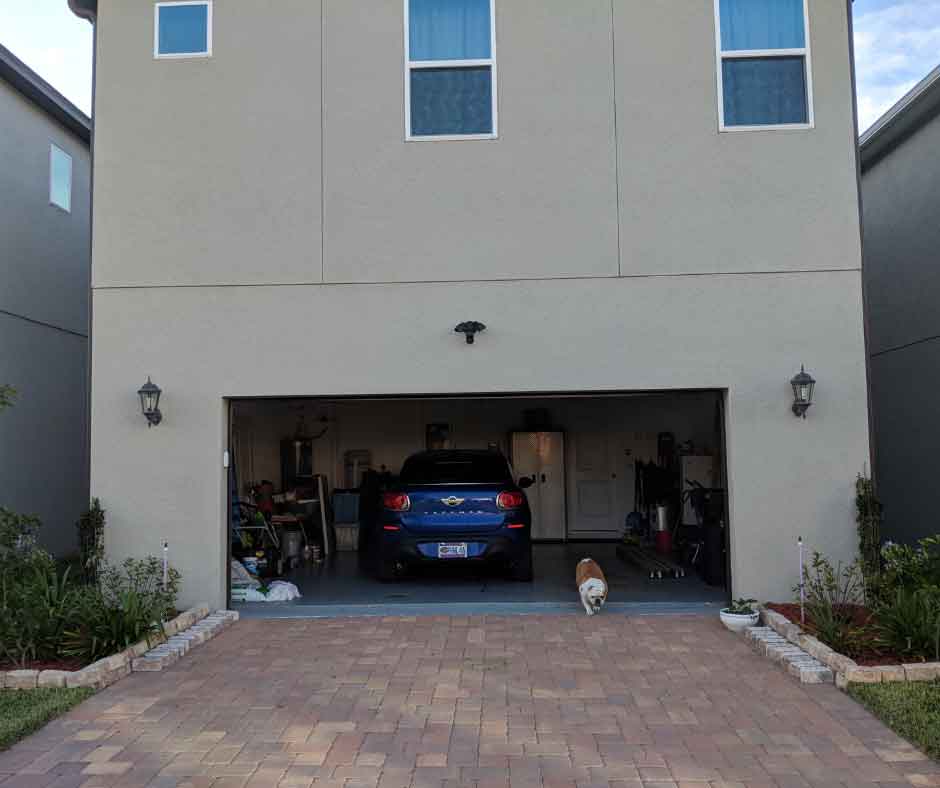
(0, 604), (237, 691)
(759, 606), (940, 688)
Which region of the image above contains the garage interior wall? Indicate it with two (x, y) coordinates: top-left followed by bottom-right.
(232, 393), (723, 540)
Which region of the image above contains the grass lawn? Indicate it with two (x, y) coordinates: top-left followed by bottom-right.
(848, 679), (940, 761)
(0, 688), (94, 751)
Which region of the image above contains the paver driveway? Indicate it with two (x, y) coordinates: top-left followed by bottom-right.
(1, 614), (936, 788)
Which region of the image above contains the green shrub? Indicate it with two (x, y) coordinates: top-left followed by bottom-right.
(0, 562), (77, 667)
(0, 508), (41, 565)
(59, 557), (180, 664)
(856, 473), (883, 600)
(102, 557), (180, 619)
(76, 500), (105, 586)
(797, 552), (866, 655)
(876, 586), (940, 662)
(0, 384), (15, 413)
(60, 587), (162, 664)
(882, 537), (940, 595)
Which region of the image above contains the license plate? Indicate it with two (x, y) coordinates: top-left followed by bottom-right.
(438, 543), (468, 559)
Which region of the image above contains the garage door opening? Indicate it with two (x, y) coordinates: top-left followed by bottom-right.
(227, 392), (730, 613)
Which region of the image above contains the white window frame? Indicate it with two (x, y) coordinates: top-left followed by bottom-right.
(49, 143), (72, 213)
(713, 0), (815, 132)
(403, 0), (498, 142)
(154, 1), (213, 60)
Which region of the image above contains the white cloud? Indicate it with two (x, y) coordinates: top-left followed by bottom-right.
(854, 0), (940, 131)
(0, 0), (93, 115)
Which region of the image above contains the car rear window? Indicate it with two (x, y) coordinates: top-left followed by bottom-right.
(400, 454), (512, 485)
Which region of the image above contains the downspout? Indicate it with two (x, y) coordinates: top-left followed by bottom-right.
(846, 0), (878, 489)
(69, 0), (97, 511)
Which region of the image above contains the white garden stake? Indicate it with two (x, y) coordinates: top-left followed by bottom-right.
(163, 541), (169, 591)
(798, 536), (805, 626)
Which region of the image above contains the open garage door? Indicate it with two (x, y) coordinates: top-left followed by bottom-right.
(227, 391), (729, 613)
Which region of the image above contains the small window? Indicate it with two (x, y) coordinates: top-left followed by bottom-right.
(715, 0), (813, 130)
(405, 0), (497, 140)
(49, 144), (72, 213)
(155, 1), (211, 59)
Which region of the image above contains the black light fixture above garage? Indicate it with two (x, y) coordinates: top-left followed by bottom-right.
(790, 365), (816, 419)
(455, 321), (486, 345)
(138, 376), (163, 427)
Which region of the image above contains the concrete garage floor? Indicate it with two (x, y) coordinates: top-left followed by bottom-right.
(235, 542), (727, 618)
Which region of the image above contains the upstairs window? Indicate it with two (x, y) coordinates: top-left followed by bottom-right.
(49, 144), (72, 213)
(405, 0), (497, 140)
(715, 0), (813, 130)
(155, 1), (212, 59)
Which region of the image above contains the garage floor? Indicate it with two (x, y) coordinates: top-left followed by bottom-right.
(235, 542), (726, 617)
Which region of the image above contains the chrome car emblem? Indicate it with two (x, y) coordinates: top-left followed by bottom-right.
(441, 496), (465, 506)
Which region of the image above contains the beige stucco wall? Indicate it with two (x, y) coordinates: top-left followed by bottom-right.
(92, 0), (860, 287)
(86, 0), (868, 608)
(91, 272), (869, 607)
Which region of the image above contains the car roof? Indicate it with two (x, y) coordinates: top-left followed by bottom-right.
(404, 450), (505, 462)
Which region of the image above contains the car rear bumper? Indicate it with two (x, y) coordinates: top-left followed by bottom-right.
(381, 530), (529, 566)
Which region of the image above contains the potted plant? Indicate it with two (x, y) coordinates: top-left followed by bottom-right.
(720, 598), (759, 633)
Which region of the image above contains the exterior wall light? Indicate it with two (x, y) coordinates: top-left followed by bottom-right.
(138, 377), (162, 427)
(455, 321), (486, 345)
(790, 365), (816, 419)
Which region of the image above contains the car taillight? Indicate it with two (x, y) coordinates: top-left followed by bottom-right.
(382, 524), (401, 532)
(497, 491), (525, 510)
(506, 523), (526, 529)
(382, 493), (411, 512)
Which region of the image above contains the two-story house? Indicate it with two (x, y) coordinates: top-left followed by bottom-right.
(69, 0), (870, 611)
(0, 44), (91, 557)
(860, 64), (940, 547)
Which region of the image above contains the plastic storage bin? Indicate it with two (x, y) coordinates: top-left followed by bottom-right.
(334, 523), (359, 552)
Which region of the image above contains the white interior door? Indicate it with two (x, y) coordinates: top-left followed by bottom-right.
(567, 402), (621, 538)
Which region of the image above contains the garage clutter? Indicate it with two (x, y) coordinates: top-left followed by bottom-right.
(230, 559), (301, 602)
(617, 432), (726, 587)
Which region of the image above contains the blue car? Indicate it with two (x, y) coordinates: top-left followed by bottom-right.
(374, 450), (533, 581)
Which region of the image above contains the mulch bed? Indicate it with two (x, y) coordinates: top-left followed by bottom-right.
(0, 658), (86, 673)
(767, 602), (911, 667)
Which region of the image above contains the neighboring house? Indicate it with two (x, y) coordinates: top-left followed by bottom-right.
(69, 0), (870, 610)
(0, 44), (91, 556)
(860, 65), (940, 546)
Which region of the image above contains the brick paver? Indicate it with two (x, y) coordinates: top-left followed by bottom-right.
(1, 614), (936, 787)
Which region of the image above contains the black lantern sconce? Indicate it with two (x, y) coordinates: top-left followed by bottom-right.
(455, 321), (486, 345)
(790, 365), (816, 419)
(138, 377), (162, 427)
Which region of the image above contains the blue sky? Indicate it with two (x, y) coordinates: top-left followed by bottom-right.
(0, 0), (938, 133)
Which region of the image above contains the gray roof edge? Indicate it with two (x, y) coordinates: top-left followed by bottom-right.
(67, 0), (97, 22)
(0, 43), (91, 144)
(859, 62), (940, 172)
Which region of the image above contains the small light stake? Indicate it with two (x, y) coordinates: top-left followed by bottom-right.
(790, 365), (816, 419)
(162, 541), (169, 592)
(798, 536), (805, 626)
(454, 321), (486, 345)
(138, 376), (163, 427)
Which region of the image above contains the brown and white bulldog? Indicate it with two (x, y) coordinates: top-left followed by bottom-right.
(576, 558), (608, 616)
